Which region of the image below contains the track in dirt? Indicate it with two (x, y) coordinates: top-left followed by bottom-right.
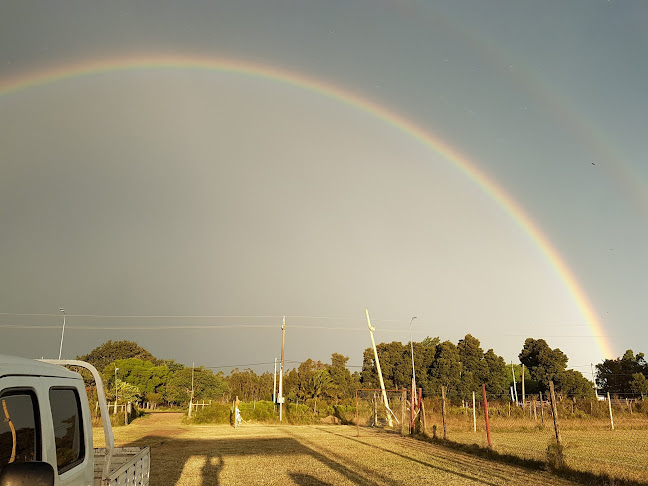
(100, 412), (579, 486)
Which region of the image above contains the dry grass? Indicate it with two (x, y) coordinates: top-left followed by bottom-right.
(94, 412), (582, 485)
(422, 411), (648, 484)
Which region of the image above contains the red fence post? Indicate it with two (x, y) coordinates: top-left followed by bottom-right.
(482, 384), (492, 449)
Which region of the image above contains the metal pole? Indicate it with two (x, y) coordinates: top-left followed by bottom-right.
(114, 366), (119, 415)
(58, 308), (66, 359)
(189, 362), (194, 417)
(408, 316), (417, 400)
(279, 316), (285, 422)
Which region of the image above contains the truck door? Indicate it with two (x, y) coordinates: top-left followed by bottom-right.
(43, 379), (93, 486)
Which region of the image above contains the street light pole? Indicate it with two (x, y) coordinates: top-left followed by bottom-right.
(57, 308), (66, 359)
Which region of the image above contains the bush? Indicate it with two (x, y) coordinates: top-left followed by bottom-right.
(192, 403), (232, 424)
(240, 401), (277, 422)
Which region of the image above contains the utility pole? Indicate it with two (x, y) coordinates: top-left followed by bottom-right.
(279, 316), (286, 422)
(58, 308), (66, 360)
(591, 363), (598, 397)
(366, 309), (397, 426)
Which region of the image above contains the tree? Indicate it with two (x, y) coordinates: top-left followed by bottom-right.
(328, 353), (354, 403)
(428, 341), (462, 397)
(104, 358), (169, 400)
(289, 359), (332, 402)
(360, 342), (411, 390)
(457, 334), (488, 398)
(596, 350), (647, 396)
(518, 338), (568, 391)
(555, 370), (595, 398)
(630, 373), (648, 399)
(483, 349), (509, 396)
(78, 340), (158, 372)
(165, 367), (228, 405)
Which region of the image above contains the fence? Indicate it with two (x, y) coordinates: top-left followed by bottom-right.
(413, 383), (648, 484)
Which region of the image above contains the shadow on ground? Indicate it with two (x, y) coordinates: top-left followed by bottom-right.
(124, 431), (505, 486)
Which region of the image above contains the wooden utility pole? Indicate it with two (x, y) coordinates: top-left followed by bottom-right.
(279, 316), (286, 422)
(366, 309), (397, 426)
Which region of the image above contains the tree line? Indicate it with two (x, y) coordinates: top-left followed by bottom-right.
(77, 337), (647, 407)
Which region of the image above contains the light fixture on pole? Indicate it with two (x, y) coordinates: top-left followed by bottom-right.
(58, 308), (66, 360)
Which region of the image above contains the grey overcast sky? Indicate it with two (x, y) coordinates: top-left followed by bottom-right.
(1, 1), (646, 375)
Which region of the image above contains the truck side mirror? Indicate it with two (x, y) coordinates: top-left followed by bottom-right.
(0, 461), (55, 486)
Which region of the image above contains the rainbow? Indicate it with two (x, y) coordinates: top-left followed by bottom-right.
(0, 53), (614, 359)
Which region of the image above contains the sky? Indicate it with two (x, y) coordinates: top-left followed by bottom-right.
(0, 1), (646, 377)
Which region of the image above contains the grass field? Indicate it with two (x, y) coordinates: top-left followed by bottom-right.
(96, 412), (583, 485)
(422, 412), (648, 484)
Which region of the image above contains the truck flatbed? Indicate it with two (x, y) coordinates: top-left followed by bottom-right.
(94, 446), (150, 486)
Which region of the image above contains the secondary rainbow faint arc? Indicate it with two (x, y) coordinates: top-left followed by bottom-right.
(0, 54), (614, 359)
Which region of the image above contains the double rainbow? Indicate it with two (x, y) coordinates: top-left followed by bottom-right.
(0, 54), (614, 359)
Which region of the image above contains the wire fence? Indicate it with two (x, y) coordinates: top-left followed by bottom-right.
(354, 384), (648, 484)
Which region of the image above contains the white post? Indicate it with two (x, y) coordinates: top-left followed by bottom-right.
(273, 358), (277, 405)
(114, 366), (119, 415)
(57, 308), (66, 359)
(607, 392), (614, 430)
(408, 316), (417, 404)
(279, 316), (286, 422)
(188, 362), (194, 417)
(511, 362), (519, 405)
(366, 309), (397, 426)
(472, 391), (477, 432)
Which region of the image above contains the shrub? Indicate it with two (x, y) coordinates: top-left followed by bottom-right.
(192, 403), (232, 424)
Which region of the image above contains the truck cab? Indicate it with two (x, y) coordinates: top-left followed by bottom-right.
(0, 354), (93, 485)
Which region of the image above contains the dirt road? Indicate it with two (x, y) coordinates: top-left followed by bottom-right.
(102, 412), (579, 486)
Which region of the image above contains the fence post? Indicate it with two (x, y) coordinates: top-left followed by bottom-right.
(355, 389), (359, 437)
(481, 384), (492, 449)
(472, 391), (476, 433)
(607, 392), (614, 430)
(420, 397), (427, 435)
(548, 381), (562, 445)
(401, 390), (407, 436)
(441, 386), (447, 440)
(539, 392), (544, 425)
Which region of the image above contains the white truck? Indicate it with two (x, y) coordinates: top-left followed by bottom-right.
(0, 355), (150, 486)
